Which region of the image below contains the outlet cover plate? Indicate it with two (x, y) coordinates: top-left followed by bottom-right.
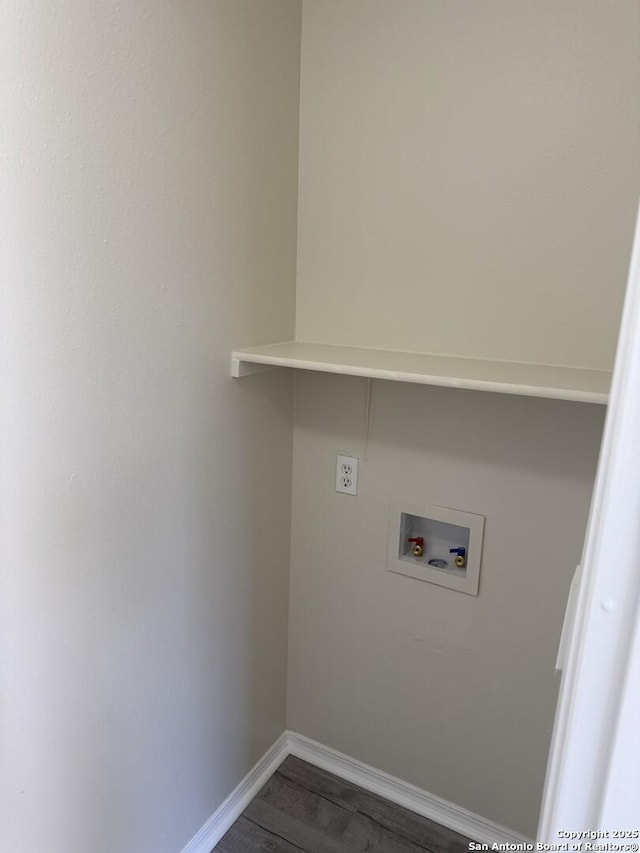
(387, 499), (484, 595)
(336, 454), (358, 495)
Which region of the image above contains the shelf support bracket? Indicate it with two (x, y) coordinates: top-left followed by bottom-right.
(231, 356), (279, 378)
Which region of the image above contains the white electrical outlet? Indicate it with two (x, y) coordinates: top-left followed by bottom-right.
(336, 454), (358, 495)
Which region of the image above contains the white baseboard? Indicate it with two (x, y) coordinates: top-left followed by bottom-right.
(180, 732), (289, 853)
(286, 731), (533, 847)
(181, 729), (532, 852)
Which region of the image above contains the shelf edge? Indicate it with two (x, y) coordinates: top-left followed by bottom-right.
(231, 349), (610, 405)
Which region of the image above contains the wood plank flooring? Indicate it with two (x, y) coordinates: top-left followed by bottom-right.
(213, 756), (473, 853)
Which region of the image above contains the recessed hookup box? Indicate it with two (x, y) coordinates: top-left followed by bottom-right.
(387, 499), (485, 596)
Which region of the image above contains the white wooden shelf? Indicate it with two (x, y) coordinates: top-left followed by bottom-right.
(231, 341), (610, 404)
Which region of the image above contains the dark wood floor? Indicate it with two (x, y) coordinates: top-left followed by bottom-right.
(213, 755), (472, 853)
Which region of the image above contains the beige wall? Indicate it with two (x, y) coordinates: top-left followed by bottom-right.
(288, 0), (637, 838)
(287, 374), (605, 837)
(0, 3), (300, 852)
(295, 0), (639, 368)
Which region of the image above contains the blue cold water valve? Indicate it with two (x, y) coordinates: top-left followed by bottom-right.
(450, 547), (467, 569)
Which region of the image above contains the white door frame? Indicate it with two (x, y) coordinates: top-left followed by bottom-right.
(539, 206), (640, 837)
